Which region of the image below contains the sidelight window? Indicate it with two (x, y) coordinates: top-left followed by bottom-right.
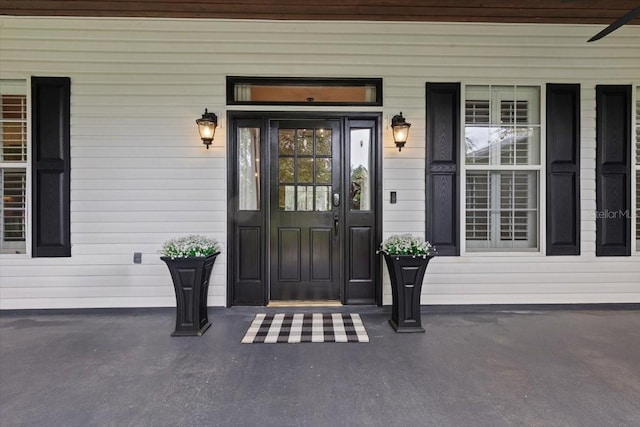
(464, 85), (541, 251)
(350, 129), (372, 211)
(238, 127), (261, 211)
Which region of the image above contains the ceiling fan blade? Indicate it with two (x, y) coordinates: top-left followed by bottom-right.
(588, 7), (640, 42)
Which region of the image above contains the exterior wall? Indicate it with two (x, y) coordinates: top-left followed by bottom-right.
(0, 16), (638, 309)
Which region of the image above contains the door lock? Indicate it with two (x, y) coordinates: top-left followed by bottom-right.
(332, 193), (340, 207)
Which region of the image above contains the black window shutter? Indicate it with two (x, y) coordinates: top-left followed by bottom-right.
(595, 85), (631, 256)
(426, 83), (460, 256)
(31, 77), (71, 257)
(546, 84), (581, 255)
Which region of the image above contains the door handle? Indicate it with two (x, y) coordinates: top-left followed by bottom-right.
(333, 193), (340, 207)
(333, 211), (339, 235)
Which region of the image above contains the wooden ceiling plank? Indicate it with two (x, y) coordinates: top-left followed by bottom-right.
(1, 0), (639, 26)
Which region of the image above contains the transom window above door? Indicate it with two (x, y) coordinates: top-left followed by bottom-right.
(227, 77), (382, 106)
(278, 127), (333, 212)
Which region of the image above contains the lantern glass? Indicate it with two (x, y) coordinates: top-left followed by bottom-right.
(392, 124), (409, 144)
(198, 121), (216, 141)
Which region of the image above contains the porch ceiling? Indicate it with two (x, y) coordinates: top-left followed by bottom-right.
(0, 0), (639, 26)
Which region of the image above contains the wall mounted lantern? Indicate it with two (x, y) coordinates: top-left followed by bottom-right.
(196, 109), (218, 149)
(391, 112), (411, 152)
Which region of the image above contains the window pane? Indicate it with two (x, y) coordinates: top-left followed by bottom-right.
(279, 158), (294, 183)
(466, 172), (491, 242)
(279, 129), (295, 155)
(297, 129), (313, 156)
(1, 81), (27, 254)
(350, 129), (371, 210)
(316, 158), (331, 184)
(499, 127), (540, 165)
(465, 126), (493, 164)
(498, 171), (538, 248)
(315, 129), (332, 155)
(315, 186), (331, 211)
(501, 100), (529, 125)
(465, 99), (490, 124)
(465, 85), (540, 166)
(238, 128), (260, 211)
(1, 169), (26, 253)
(1, 94), (27, 163)
(465, 170), (538, 250)
(279, 185), (295, 211)
(297, 158), (314, 183)
(494, 86), (540, 125)
(297, 185), (314, 211)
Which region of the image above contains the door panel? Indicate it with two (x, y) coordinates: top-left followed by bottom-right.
(310, 228), (333, 281)
(270, 120), (341, 300)
(278, 228), (301, 281)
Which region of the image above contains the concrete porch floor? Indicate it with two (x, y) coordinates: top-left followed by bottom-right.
(1, 307), (639, 427)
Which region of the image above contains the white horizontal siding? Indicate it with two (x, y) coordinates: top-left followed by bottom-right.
(0, 16), (638, 309)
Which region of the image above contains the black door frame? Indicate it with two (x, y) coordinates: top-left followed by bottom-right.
(226, 111), (383, 306)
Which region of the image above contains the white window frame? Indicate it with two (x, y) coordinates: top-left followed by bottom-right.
(0, 79), (31, 258)
(634, 85), (639, 253)
(460, 83), (545, 255)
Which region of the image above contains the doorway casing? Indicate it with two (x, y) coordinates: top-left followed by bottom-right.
(226, 112), (382, 306)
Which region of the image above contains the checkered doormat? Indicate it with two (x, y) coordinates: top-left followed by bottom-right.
(241, 313), (369, 343)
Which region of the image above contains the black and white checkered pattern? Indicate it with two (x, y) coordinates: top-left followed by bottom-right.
(241, 313), (369, 343)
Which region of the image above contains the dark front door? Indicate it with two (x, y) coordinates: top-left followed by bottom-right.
(269, 120), (341, 300)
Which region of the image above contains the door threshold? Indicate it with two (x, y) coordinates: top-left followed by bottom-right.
(268, 300), (343, 307)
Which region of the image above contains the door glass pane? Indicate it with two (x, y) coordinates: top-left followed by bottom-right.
(297, 129), (314, 155)
(316, 158), (331, 184)
(238, 128), (260, 210)
(315, 186), (331, 211)
(316, 129), (332, 155)
(279, 129), (295, 155)
(279, 185), (295, 211)
(297, 185), (314, 211)
(279, 158), (294, 183)
(297, 158), (314, 183)
(350, 129), (371, 210)
(278, 125), (335, 212)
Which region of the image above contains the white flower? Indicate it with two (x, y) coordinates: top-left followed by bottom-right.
(159, 235), (220, 259)
(378, 234), (436, 257)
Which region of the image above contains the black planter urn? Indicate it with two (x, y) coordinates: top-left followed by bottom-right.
(383, 254), (434, 333)
(161, 253), (219, 337)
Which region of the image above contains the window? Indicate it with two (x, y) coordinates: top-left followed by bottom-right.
(227, 77), (382, 106)
(636, 87), (639, 250)
(278, 127), (333, 212)
(464, 85), (541, 251)
(238, 127), (261, 211)
(350, 129), (372, 211)
(0, 80), (27, 254)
